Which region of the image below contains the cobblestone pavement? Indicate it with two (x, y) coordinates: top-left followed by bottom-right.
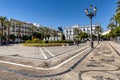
(0, 41), (119, 80)
(79, 41), (120, 80)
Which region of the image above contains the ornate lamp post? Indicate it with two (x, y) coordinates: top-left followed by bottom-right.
(85, 4), (97, 48)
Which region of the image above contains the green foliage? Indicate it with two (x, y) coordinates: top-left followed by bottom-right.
(33, 38), (40, 43)
(116, 0), (120, 25)
(92, 34), (97, 38)
(61, 34), (65, 40)
(49, 40), (73, 43)
(102, 34), (110, 38)
(23, 40), (74, 47)
(58, 26), (63, 33)
(25, 39), (74, 44)
(74, 28), (82, 39)
(107, 23), (116, 30)
(1, 35), (6, 40)
(32, 36), (35, 41)
(23, 43), (63, 47)
(33, 32), (42, 39)
(115, 12), (120, 24)
(109, 26), (120, 38)
(116, 0), (120, 13)
(25, 40), (33, 43)
(94, 26), (103, 34)
(22, 35), (29, 41)
(101, 34), (110, 40)
(45, 34), (50, 39)
(9, 34), (16, 41)
(45, 40), (49, 43)
(79, 32), (88, 40)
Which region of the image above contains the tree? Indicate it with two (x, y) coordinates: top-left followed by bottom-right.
(94, 25), (103, 43)
(110, 15), (118, 27)
(101, 34), (110, 40)
(0, 16), (7, 44)
(39, 27), (45, 40)
(32, 25), (36, 35)
(35, 32), (42, 39)
(108, 23), (116, 30)
(109, 26), (120, 41)
(58, 26), (63, 33)
(115, 0), (120, 25)
(52, 30), (58, 41)
(44, 27), (51, 40)
(22, 35), (29, 41)
(17, 22), (22, 43)
(39, 27), (51, 40)
(115, 12), (120, 24)
(9, 34), (16, 43)
(4, 20), (11, 43)
(74, 28), (82, 39)
(58, 26), (65, 40)
(79, 32), (88, 41)
(61, 34), (65, 40)
(116, 0), (120, 13)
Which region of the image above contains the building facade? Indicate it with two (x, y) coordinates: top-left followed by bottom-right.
(0, 18), (36, 44)
(64, 24), (96, 40)
(0, 18), (61, 44)
(10, 19), (34, 37)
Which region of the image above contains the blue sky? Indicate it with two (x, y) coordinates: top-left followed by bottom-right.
(0, 0), (117, 31)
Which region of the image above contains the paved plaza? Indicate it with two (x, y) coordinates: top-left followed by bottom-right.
(0, 41), (119, 80)
(0, 42), (88, 60)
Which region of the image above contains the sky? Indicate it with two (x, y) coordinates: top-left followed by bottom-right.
(0, 0), (117, 31)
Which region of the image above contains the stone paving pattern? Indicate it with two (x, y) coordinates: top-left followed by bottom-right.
(0, 41), (119, 80)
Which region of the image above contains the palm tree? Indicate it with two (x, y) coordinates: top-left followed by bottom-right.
(44, 27), (51, 40)
(4, 20), (11, 43)
(58, 26), (65, 40)
(116, 0), (120, 13)
(109, 26), (120, 42)
(39, 27), (45, 40)
(52, 30), (58, 41)
(79, 32), (88, 41)
(108, 23), (116, 30)
(94, 25), (103, 43)
(58, 26), (63, 33)
(115, 12), (120, 24)
(32, 25), (36, 35)
(0, 16), (7, 44)
(17, 22), (22, 43)
(38, 27), (50, 40)
(115, 0), (120, 25)
(73, 28), (82, 39)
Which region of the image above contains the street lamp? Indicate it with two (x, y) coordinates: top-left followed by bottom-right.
(85, 4), (97, 48)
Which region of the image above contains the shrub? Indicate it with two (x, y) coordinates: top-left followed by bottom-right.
(45, 40), (49, 43)
(49, 40), (74, 43)
(25, 40), (33, 43)
(32, 36), (35, 41)
(23, 43), (63, 47)
(33, 38), (40, 43)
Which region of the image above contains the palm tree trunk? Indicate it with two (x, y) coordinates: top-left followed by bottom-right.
(1, 22), (4, 44)
(54, 36), (55, 41)
(97, 32), (99, 44)
(8, 27), (10, 44)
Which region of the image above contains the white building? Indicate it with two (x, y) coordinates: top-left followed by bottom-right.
(101, 30), (111, 35)
(64, 24), (96, 40)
